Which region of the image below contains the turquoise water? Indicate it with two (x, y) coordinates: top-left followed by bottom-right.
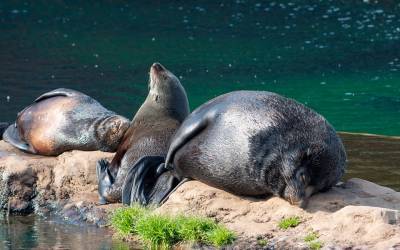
(0, 2), (399, 248)
(0, 1), (399, 135)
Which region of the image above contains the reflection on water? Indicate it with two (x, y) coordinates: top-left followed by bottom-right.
(0, 213), (134, 249)
(341, 132), (400, 191)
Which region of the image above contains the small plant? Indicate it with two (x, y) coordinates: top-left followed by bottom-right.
(110, 204), (149, 237)
(110, 205), (236, 248)
(176, 216), (217, 242)
(206, 226), (236, 247)
(309, 240), (323, 250)
(135, 214), (180, 248)
(304, 231), (318, 242)
(257, 239), (268, 246)
(304, 231), (323, 250)
(278, 216), (301, 229)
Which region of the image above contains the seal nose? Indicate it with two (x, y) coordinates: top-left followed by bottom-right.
(151, 62), (165, 72)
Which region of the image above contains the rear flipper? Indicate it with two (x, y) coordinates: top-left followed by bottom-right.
(96, 159), (115, 205)
(0, 122), (9, 140)
(122, 156), (181, 206)
(2, 123), (36, 154)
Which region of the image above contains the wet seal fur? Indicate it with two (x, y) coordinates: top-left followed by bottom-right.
(123, 91), (347, 208)
(3, 88), (130, 156)
(96, 63), (190, 204)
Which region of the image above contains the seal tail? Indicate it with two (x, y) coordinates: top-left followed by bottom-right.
(122, 155), (181, 206)
(0, 122), (10, 140)
(2, 123), (36, 153)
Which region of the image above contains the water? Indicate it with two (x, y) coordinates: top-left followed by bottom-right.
(0, 1), (399, 135)
(0, 213), (134, 249)
(341, 133), (400, 191)
(0, 1), (399, 248)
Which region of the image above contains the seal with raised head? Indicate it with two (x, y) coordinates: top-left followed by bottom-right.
(3, 88), (130, 156)
(122, 91), (347, 208)
(96, 62), (190, 204)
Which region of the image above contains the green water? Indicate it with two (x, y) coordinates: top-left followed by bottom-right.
(0, 1), (399, 248)
(0, 1), (399, 135)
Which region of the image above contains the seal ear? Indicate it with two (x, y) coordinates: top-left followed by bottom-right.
(122, 155), (167, 206)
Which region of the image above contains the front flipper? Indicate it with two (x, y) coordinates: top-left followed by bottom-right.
(159, 110), (214, 174)
(96, 159), (115, 205)
(3, 124), (37, 154)
(156, 177), (190, 205)
(122, 155), (166, 206)
(34, 88), (82, 103)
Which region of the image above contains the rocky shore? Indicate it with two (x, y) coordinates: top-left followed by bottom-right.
(0, 139), (399, 249)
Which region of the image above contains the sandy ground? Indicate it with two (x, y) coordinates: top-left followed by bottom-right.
(0, 140), (399, 249)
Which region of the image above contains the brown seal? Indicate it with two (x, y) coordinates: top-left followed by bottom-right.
(3, 88), (130, 156)
(96, 62), (190, 204)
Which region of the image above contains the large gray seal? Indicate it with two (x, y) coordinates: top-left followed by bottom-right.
(122, 91), (347, 208)
(96, 62), (190, 204)
(3, 88), (130, 156)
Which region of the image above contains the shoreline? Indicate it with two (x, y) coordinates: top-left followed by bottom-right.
(0, 138), (399, 248)
(338, 131), (400, 139)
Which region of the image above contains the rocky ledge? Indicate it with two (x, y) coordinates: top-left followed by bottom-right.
(0, 140), (399, 249)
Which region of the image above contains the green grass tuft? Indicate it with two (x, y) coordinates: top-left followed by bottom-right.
(257, 239), (268, 246)
(303, 231), (323, 250)
(110, 204), (149, 237)
(136, 214), (180, 248)
(110, 205), (235, 248)
(278, 216), (301, 229)
(206, 226), (236, 247)
(309, 240), (323, 250)
(176, 216), (217, 242)
(304, 231), (319, 242)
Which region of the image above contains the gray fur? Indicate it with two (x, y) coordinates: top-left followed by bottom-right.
(161, 91), (346, 207)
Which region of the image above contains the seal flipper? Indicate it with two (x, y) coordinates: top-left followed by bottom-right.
(3, 124), (37, 154)
(122, 155), (169, 206)
(160, 110), (213, 173)
(157, 177), (190, 204)
(34, 88), (82, 103)
(96, 159), (115, 205)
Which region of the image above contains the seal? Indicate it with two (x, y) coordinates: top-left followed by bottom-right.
(96, 62), (190, 204)
(3, 88), (130, 156)
(123, 91), (347, 208)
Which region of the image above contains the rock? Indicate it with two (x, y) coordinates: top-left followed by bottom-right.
(158, 180), (400, 249)
(0, 140), (121, 225)
(0, 139), (399, 248)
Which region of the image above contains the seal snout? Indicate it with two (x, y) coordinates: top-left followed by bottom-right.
(151, 62), (166, 72)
